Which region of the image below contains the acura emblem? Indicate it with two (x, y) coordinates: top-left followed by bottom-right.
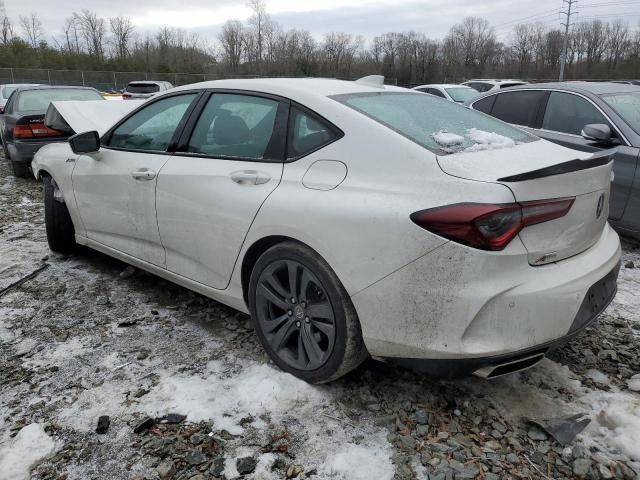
(596, 193), (605, 219)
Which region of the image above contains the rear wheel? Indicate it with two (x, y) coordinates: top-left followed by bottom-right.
(43, 176), (76, 253)
(11, 160), (30, 178)
(248, 242), (368, 383)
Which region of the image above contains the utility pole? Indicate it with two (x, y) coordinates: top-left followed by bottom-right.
(559, 0), (577, 81)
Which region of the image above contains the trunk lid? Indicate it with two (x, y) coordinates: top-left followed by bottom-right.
(437, 140), (614, 265)
(46, 99), (143, 137)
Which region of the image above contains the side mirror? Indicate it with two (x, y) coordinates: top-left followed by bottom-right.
(581, 124), (612, 143)
(69, 131), (100, 154)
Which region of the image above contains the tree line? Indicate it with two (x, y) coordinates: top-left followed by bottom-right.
(0, 0), (639, 85)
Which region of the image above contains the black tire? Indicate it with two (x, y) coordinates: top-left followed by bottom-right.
(1, 139), (10, 160)
(11, 160), (30, 178)
(248, 241), (368, 383)
(43, 176), (76, 253)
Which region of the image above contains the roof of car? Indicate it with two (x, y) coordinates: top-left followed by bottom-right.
(413, 84), (473, 89)
(503, 81), (639, 95)
(171, 77), (409, 98)
(465, 79), (526, 84)
(128, 80), (167, 85)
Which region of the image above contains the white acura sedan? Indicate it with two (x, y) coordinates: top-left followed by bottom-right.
(32, 77), (621, 383)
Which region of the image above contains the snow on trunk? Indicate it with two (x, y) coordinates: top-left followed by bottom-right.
(464, 128), (516, 152)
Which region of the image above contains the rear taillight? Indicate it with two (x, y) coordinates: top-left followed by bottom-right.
(411, 197), (575, 251)
(122, 93), (132, 99)
(13, 123), (64, 139)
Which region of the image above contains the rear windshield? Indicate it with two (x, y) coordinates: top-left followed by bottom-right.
(600, 92), (640, 136)
(127, 83), (161, 94)
(445, 87), (479, 103)
(332, 92), (536, 155)
(17, 89), (103, 112)
(500, 82), (526, 89)
(2, 86), (18, 99)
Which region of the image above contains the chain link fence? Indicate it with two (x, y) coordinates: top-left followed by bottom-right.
(0, 68), (221, 91)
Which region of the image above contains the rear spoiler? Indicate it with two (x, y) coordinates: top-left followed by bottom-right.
(497, 150), (615, 183)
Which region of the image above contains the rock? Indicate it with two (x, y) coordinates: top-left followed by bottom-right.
(136, 351), (149, 360)
(157, 460), (176, 480)
(624, 261), (634, 269)
(185, 451), (206, 465)
(236, 456), (257, 475)
(397, 434), (416, 451)
(133, 417), (155, 434)
(120, 266), (136, 278)
(414, 410), (429, 425)
(190, 432), (205, 445)
(95, 415), (110, 434)
(573, 458), (592, 477)
(162, 413), (187, 424)
(117, 319), (138, 328)
(210, 457), (225, 477)
(527, 427), (547, 441)
(598, 463), (613, 479)
(286, 464), (303, 478)
(506, 453), (519, 464)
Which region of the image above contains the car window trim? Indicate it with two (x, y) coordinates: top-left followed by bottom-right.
(172, 88), (290, 164)
(101, 89), (204, 155)
(286, 101), (344, 162)
(472, 88), (630, 146)
(486, 89), (547, 128)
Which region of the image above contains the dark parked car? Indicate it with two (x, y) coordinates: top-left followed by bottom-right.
(0, 85), (104, 177)
(469, 82), (640, 240)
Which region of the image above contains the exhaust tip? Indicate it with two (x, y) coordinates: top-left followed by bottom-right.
(473, 353), (545, 379)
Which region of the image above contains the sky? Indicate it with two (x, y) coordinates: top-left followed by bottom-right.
(5, 0), (640, 44)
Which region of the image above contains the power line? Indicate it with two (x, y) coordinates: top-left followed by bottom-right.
(492, 7), (563, 29)
(559, 0), (577, 81)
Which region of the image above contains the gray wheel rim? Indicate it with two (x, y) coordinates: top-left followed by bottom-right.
(255, 259), (336, 371)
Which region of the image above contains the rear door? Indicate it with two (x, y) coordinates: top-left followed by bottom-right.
(155, 91), (287, 289)
(72, 92), (199, 266)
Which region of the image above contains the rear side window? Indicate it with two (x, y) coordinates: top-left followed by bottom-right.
(472, 95), (496, 114)
(333, 92), (535, 155)
(542, 92), (607, 136)
(107, 94), (196, 152)
(287, 106), (338, 159)
(187, 93), (280, 160)
(428, 88), (446, 98)
(127, 83), (161, 94)
(16, 89), (103, 112)
(491, 90), (546, 127)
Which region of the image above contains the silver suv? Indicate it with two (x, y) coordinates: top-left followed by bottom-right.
(123, 81), (173, 100)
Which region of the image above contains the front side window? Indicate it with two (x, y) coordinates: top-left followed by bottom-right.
(491, 90), (546, 127)
(186, 93), (279, 160)
(333, 92), (535, 155)
(287, 107), (338, 159)
(107, 93), (196, 152)
(600, 92), (640, 136)
(16, 88), (103, 112)
(542, 92), (607, 136)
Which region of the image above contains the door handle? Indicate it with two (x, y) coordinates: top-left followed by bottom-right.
(131, 168), (156, 181)
(230, 170), (271, 185)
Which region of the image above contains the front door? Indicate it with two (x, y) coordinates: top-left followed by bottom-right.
(72, 93), (198, 266)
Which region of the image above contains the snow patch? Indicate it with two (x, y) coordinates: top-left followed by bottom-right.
(433, 130), (464, 147)
(0, 424), (57, 480)
(464, 128), (516, 152)
(586, 369), (610, 386)
(322, 443), (395, 480)
(141, 361), (326, 435)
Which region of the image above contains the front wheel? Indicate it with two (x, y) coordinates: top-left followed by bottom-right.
(43, 176), (77, 253)
(248, 242), (368, 383)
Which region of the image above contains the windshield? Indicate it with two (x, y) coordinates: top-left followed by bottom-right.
(445, 87), (479, 103)
(17, 89), (103, 112)
(601, 92), (640, 136)
(332, 91), (535, 155)
(127, 83), (161, 94)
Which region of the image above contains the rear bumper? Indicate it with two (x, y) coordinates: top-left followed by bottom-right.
(7, 138), (67, 163)
(352, 224), (621, 361)
(384, 261), (619, 378)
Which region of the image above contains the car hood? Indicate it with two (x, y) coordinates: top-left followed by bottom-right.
(49, 99), (144, 136)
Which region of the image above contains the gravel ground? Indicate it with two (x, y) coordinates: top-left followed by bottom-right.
(1, 154), (639, 480)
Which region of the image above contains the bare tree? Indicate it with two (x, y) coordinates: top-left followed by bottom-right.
(246, 0), (270, 69)
(219, 19), (244, 69)
(76, 9), (106, 59)
(19, 13), (42, 48)
(0, 1), (14, 45)
(110, 16), (134, 58)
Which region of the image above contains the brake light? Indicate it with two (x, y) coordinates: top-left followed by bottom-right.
(411, 197), (575, 251)
(122, 93), (132, 99)
(13, 123), (64, 139)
